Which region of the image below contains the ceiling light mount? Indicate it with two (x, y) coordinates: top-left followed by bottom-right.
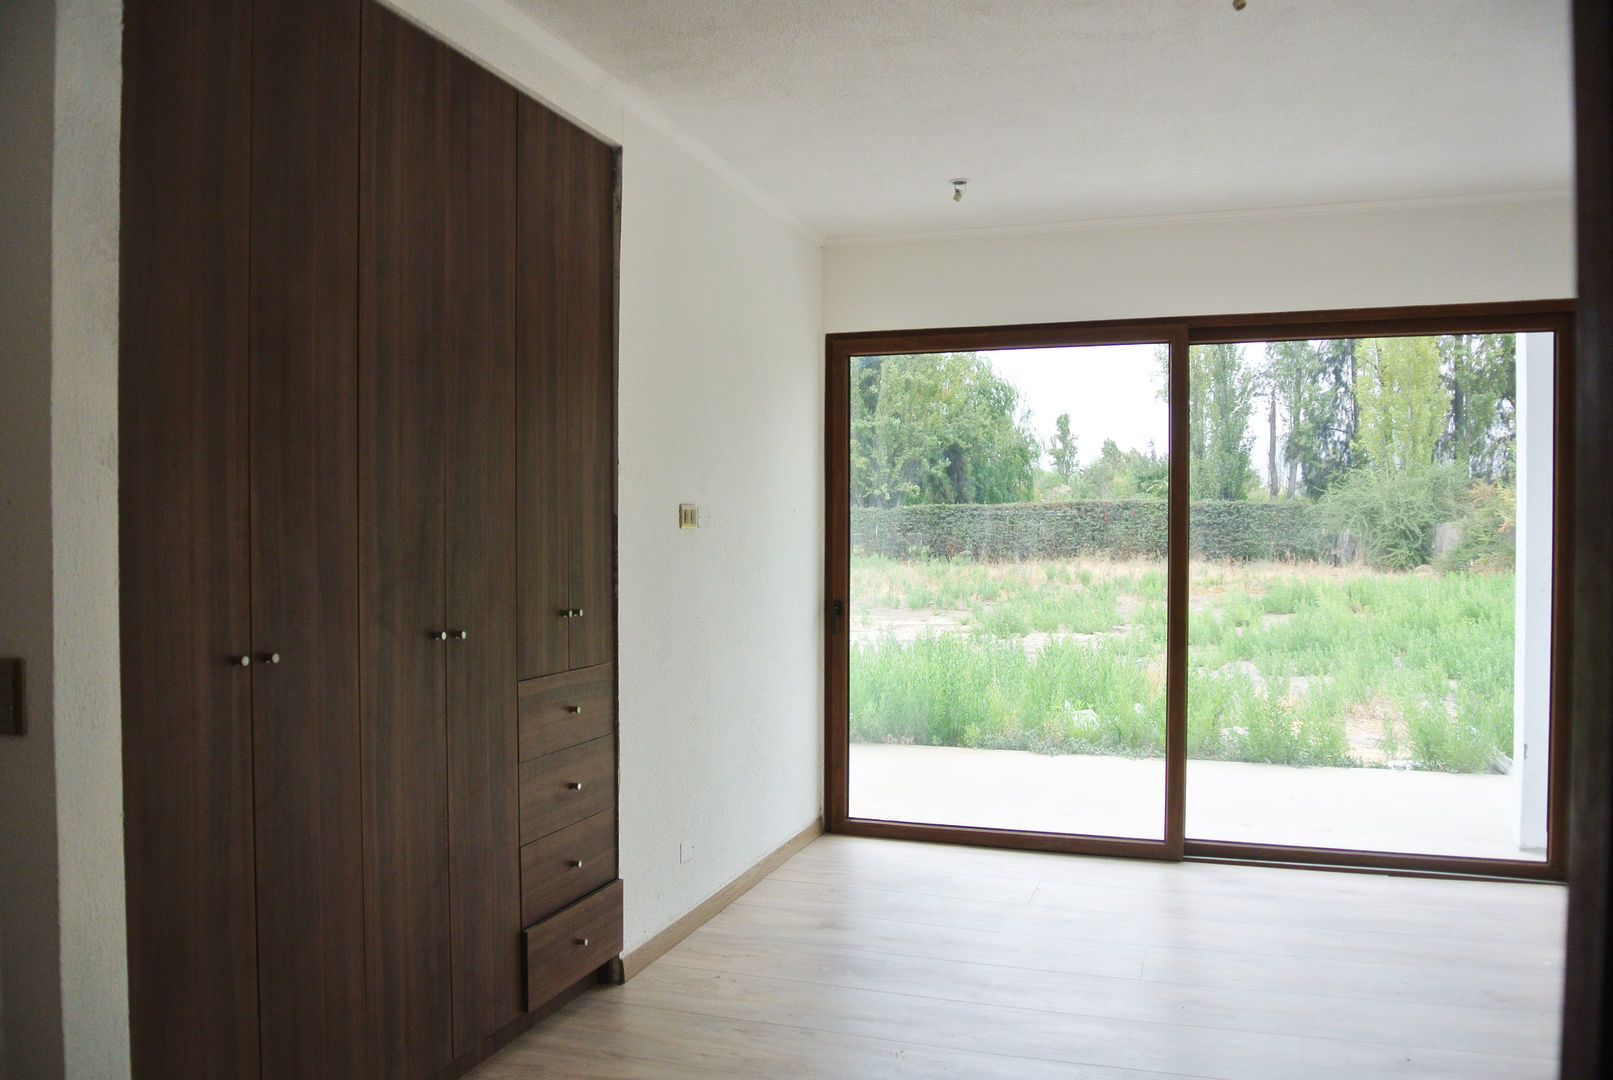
(952, 178), (968, 203)
(1232, 0), (1246, 9)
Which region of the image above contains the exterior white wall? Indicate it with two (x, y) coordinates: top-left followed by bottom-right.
(823, 195), (1574, 332)
(1515, 332), (1555, 852)
(385, 0), (827, 954)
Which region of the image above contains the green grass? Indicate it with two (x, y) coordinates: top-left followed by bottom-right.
(849, 555), (1515, 773)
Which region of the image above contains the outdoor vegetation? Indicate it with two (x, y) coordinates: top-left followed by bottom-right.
(849, 337), (1521, 774)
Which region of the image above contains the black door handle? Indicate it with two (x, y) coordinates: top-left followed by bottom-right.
(831, 599), (843, 635)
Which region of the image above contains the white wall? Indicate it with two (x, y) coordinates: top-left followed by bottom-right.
(0, 0), (123, 1077)
(823, 194), (1574, 332)
(50, 0), (125, 1073)
(386, 0), (826, 953)
(614, 111), (823, 950)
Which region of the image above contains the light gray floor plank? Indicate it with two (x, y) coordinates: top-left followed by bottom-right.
(466, 835), (1565, 1080)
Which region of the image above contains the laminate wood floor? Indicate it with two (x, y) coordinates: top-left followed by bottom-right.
(469, 836), (1566, 1080)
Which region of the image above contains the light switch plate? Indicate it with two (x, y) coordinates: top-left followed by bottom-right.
(0, 658), (24, 736)
(679, 503), (699, 529)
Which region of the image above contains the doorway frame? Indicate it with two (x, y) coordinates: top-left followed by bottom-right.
(825, 299), (1575, 881)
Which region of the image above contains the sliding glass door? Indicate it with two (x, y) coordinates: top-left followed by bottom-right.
(843, 340), (1173, 843)
(1184, 332), (1557, 863)
(827, 306), (1568, 877)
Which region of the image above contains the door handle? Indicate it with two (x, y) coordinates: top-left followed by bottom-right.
(831, 599), (843, 635)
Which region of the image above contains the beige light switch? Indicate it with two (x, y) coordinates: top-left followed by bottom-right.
(679, 504), (699, 529)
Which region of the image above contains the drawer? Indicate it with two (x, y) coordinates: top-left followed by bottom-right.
(520, 735), (615, 844)
(522, 808), (617, 925)
(518, 664), (614, 761)
(524, 879), (623, 1012)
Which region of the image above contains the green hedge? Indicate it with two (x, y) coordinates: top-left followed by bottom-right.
(850, 501), (1335, 562)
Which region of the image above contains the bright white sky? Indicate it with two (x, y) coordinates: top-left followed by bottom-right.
(984, 343), (1275, 479)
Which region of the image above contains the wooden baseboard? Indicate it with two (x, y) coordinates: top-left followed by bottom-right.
(621, 817), (823, 980)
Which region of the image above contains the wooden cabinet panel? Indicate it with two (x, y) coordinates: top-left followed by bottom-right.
(442, 41), (523, 1056)
(120, 0), (259, 1076)
(522, 809), (618, 926)
(516, 101), (617, 677)
(520, 736), (617, 844)
(359, 6), (452, 1075)
(523, 881), (624, 1012)
(518, 664), (615, 761)
(247, 2), (368, 1075)
(567, 134), (618, 671)
(516, 100), (575, 679)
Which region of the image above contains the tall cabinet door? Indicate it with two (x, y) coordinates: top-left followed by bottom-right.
(566, 132), (618, 671)
(441, 45), (523, 1055)
(248, 1), (369, 1076)
(517, 101), (618, 679)
(360, 6), (453, 1076)
(120, 0), (259, 1076)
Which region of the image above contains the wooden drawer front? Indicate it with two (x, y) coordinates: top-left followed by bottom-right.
(520, 735), (615, 844)
(524, 879), (622, 1012)
(518, 664), (614, 761)
(522, 808), (616, 925)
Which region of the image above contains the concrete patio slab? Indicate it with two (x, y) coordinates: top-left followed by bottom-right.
(849, 742), (1544, 862)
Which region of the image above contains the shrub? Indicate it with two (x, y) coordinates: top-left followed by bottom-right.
(850, 501), (1334, 563)
(1436, 483), (1516, 573)
(1320, 465), (1463, 570)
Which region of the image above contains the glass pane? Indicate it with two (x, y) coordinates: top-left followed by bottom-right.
(847, 344), (1169, 839)
(1184, 334), (1550, 861)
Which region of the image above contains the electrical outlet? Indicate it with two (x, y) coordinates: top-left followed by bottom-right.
(679, 840), (696, 864)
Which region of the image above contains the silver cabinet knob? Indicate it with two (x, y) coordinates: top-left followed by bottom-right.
(435, 631), (449, 641)
(575, 937), (589, 947)
(233, 655), (252, 667)
(566, 705), (583, 715)
(264, 652), (280, 665)
(453, 629), (468, 640)
(568, 859), (584, 869)
(566, 781), (584, 791)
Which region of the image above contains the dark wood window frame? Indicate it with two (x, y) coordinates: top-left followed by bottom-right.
(825, 299), (1575, 882)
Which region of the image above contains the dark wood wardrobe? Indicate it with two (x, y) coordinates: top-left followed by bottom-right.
(119, 1), (620, 1077)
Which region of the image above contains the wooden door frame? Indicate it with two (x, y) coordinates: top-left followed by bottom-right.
(1562, 0), (1613, 1071)
(826, 300), (1575, 881)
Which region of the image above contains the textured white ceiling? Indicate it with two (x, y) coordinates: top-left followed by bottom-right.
(508, 0), (1573, 240)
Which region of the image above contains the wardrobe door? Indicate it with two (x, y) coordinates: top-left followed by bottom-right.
(517, 102), (617, 676)
(516, 101), (573, 679)
(249, 1), (368, 1076)
(360, 6), (452, 1076)
(120, 0), (258, 1076)
(566, 133), (618, 671)
(442, 47), (523, 1053)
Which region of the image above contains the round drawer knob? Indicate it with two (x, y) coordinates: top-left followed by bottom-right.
(566, 781), (584, 791)
(575, 937), (589, 947)
(234, 655), (252, 667)
(568, 859), (584, 869)
(566, 705), (583, 715)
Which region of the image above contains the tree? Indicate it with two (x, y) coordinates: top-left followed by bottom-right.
(1354, 336), (1449, 470)
(1437, 333), (1515, 483)
(1183, 343), (1257, 500)
(850, 352), (1039, 506)
(1047, 413), (1079, 487)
